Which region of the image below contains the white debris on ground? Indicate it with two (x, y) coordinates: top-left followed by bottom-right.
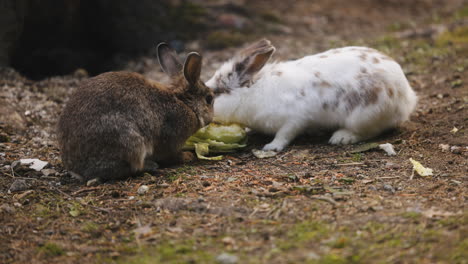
(379, 143), (397, 156)
(409, 158), (434, 177)
(19, 158), (48, 171)
(252, 149), (278, 158)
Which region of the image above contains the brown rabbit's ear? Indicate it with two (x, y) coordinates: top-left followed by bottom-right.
(157, 42), (183, 77)
(234, 39), (275, 85)
(183, 52), (202, 86)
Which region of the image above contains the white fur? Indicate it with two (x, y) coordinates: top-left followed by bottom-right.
(206, 46), (417, 151)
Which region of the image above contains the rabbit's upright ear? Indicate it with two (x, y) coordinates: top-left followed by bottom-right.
(234, 39), (275, 85)
(157, 43), (183, 77)
(183, 52), (202, 86)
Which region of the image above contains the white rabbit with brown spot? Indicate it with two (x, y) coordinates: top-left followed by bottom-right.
(206, 39), (417, 151)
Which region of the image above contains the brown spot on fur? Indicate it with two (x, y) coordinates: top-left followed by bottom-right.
(360, 67), (368, 74)
(387, 87), (394, 98)
(359, 53), (367, 61)
(314, 71), (321, 78)
(332, 49), (341, 54)
(214, 87), (231, 96)
(355, 73), (365, 80)
(364, 86), (381, 105)
(319, 55), (328, 58)
(345, 90), (361, 112)
(273, 71), (283, 76)
(300, 89), (306, 97)
(335, 88), (345, 99)
(322, 102), (329, 110)
(397, 90), (404, 99)
(320, 81), (332, 87)
(372, 57), (380, 64)
(380, 56), (392, 61)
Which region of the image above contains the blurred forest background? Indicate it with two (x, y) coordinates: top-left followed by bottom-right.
(1, 0), (464, 79)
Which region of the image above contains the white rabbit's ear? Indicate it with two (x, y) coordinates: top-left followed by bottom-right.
(183, 52), (202, 86)
(157, 42), (183, 77)
(234, 39), (275, 85)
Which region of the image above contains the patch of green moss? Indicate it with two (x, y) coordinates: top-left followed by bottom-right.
(38, 242), (65, 257)
(168, 2), (208, 40)
(450, 238), (468, 263)
(401, 211), (422, 221)
(351, 153), (362, 162)
(387, 21), (411, 32)
(34, 204), (52, 218)
(81, 221), (102, 237)
(261, 11), (282, 23)
(205, 30), (248, 50)
(118, 240), (215, 264)
(278, 220), (330, 250)
(165, 165), (195, 182)
(454, 4), (468, 19)
(436, 26), (468, 47)
(328, 236), (349, 249)
(373, 35), (401, 54)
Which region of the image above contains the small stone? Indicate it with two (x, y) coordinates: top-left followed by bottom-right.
(221, 236), (236, 246)
(0, 204), (16, 214)
(86, 178), (100, 186)
(227, 177), (237, 182)
(128, 196), (135, 200)
(385, 162), (401, 170)
(9, 179), (29, 192)
(268, 187), (280, 193)
(306, 252), (320, 260)
(368, 185), (378, 191)
(216, 253), (238, 264)
(137, 185), (149, 195)
(439, 144), (450, 152)
(450, 146), (461, 154)
(0, 132), (9, 142)
(41, 168), (57, 177)
(202, 181), (211, 187)
(383, 184), (395, 194)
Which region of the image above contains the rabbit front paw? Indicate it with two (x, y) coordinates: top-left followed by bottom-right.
(329, 129), (361, 145)
(263, 142), (286, 152)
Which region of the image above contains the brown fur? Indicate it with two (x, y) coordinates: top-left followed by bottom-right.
(359, 53), (367, 61)
(57, 48), (213, 182)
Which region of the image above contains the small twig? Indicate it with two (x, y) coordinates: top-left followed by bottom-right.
(50, 186), (73, 199)
(71, 187), (101, 196)
(306, 195), (337, 207)
(90, 206), (112, 214)
(377, 176), (400, 180)
(336, 162), (365, 166)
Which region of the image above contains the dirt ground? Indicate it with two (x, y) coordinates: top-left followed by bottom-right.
(1, 1), (467, 263)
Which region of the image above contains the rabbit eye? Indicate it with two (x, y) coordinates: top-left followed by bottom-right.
(205, 95), (213, 105)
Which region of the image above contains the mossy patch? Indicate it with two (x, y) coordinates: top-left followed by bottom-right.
(38, 242), (65, 257)
(205, 30), (249, 50)
(436, 26), (468, 47)
(117, 240), (215, 264)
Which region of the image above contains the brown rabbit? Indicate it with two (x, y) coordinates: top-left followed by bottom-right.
(57, 43), (214, 181)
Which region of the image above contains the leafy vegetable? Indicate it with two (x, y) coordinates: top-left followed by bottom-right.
(409, 158), (433, 176)
(184, 123), (247, 160)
